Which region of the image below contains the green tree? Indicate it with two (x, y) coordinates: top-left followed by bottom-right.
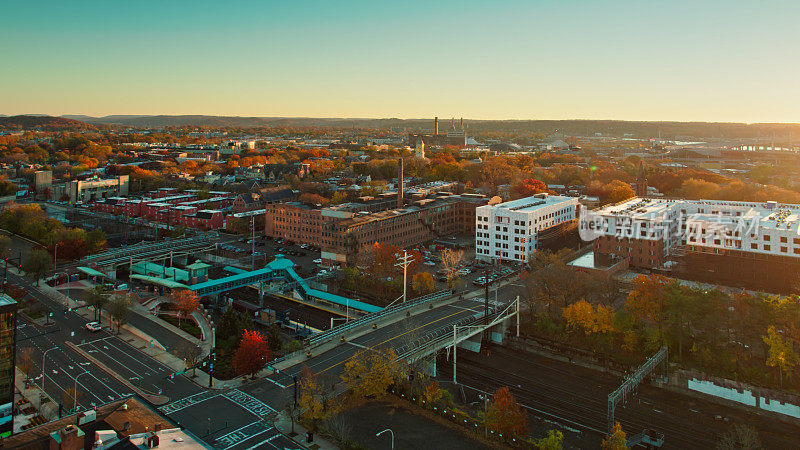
(22, 249), (52, 285)
(217, 307), (241, 341)
(535, 429), (564, 450)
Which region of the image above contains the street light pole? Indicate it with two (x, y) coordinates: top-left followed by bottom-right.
(73, 372), (90, 412)
(376, 429), (394, 449)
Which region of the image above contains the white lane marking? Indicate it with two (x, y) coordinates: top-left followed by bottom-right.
(102, 337), (165, 374)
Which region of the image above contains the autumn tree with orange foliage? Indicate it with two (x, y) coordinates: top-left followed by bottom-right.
(298, 365), (325, 424)
(511, 178), (550, 199)
(587, 179), (635, 204)
(171, 289), (200, 326)
(232, 330), (272, 378)
(485, 386), (528, 439)
(298, 192), (330, 206)
(412, 271), (435, 294)
(602, 422), (628, 450)
(422, 380), (443, 405)
(625, 274), (670, 343)
(360, 242), (421, 278)
(562, 299), (615, 335)
(341, 347), (400, 399)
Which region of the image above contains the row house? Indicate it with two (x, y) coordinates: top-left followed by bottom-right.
(181, 210), (225, 230)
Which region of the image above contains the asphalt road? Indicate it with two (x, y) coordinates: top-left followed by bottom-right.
(163, 279), (525, 444)
(10, 272), (203, 413)
(60, 287), (195, 354)
(441, 344), (800, 449)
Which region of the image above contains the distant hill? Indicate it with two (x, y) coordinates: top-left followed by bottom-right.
(0, 115), (96, 131)
(46, 114), (800, 140)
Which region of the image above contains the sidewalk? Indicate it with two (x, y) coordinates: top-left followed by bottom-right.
(137, 296), (215, 359)
(14, 368), (59, 424)
(19, 270), (237, 390)
(273, 411), (338, 450)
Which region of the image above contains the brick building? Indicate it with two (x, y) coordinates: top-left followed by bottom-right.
(263, 194), (487, 264)
(264, 202), (326, 245)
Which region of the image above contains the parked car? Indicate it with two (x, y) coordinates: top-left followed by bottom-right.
(85, 322), (102, 332)
(313, 258), (322, 264)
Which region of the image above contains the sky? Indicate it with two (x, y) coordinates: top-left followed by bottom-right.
(2, 0), (799, 122)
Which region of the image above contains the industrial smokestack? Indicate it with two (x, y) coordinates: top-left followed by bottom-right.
(398, 157), (404, 208)
(434, 117), (439, 135)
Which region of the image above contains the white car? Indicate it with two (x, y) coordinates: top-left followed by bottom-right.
(85, 322), (102, 332)
(313, 258), (322, 264)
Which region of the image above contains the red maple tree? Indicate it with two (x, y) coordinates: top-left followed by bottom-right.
(232, 330), (272, 378)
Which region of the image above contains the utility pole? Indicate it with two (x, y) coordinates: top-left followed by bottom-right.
(452, 324), (457, 384)
(484, 270), (490, 322)
(251, 215), (256, 270)
(395, 250), (414, 303)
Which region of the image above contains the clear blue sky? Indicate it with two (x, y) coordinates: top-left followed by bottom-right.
(2, 0), (798, 122)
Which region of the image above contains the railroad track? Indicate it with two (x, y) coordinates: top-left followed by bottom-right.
(445, 349), (719, 448)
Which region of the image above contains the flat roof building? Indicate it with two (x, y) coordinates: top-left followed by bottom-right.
(588, 197), (800, 292)
(475, 194), (580, 263)
(53, 175), (129, 204)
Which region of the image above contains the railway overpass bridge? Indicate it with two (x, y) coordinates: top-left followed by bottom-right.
(69, 233), (219, 276)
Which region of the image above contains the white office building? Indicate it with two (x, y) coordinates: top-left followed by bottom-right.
(475, 194), (580, 263)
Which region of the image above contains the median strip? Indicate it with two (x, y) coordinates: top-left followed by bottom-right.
(66, 341), (170, 406)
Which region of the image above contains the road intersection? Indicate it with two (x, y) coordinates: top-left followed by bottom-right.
(12, 254), (524, 447)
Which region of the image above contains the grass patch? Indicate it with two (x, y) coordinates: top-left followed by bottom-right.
(24, 309), (44, 320)
(158, 314), (202, 339)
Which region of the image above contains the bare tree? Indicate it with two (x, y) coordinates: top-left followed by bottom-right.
(440, 248), (464, 289)
(174, 342), (202, 377)
(108, 293), (132, 333)
(716, 424), (761, 450)
(323, 412), (352, 446)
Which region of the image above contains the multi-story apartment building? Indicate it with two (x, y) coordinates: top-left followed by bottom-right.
(589, 197), (800, 292)
(55, 175), (130, 203)
(0, 295), (16, 438)
(475, 194), (580, 263)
